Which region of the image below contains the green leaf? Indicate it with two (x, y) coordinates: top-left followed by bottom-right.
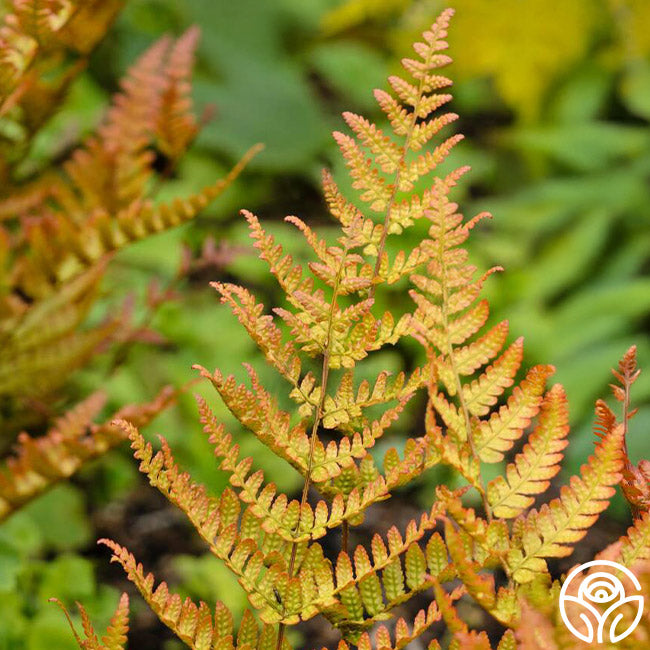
(23, 485), (91, 552)
(309, 42), (388, 110)
(621, 60), (650, 120)
(38, 554), (95, 603)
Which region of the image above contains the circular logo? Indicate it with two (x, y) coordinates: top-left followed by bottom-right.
(559, 560), (644, 643)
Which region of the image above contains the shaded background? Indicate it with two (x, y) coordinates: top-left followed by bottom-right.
(1, 1), (649, 648)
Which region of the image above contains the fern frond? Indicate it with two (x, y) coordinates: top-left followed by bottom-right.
(487, 385), (570, 518)
(211, 283), (303, 388)
(119, 419), (335, 623)
(461, 337), (524, 417)
(1, 24), (258, 445)
(16, 143), (259, 298)
(100, 539), (288, 650)
(194, 367), (312, 476)
(100, 592), (130, 650)
(513, 600), (558, 650)
(474, 364), (555, 463)
(0, 0), (122, 168)
(329, 8), (460, 281)
(155, 26), (201, 160)
(443, 519), (497, 609)
(193, 394), (420, 540)
(244, 210), (313, 298)
(0, 316), (116, 399)
(613, 510), (650, 568)
(507, 422), (625, 583)
(51, 592), (130, 650)
(0, 386), (175, 521)
(605, 345), (648, 515)
(193, 371), (400, 489)
(54, 9), (650, 649)
(323, 368), (420, 431)
(322, 506), (447, 635)
(56, 0), (124, 55)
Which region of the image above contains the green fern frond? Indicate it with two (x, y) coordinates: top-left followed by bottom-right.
(334, 601), (443, 650)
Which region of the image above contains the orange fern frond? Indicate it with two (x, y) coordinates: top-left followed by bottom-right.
(606, 345), (648, 515)
(51, 592), (130, 650)
(155, 26), (201, 161)
(54, 9), (650, 650)
(328, 8), (460, 282)
(514, 601), (558, 650)
(0, 386), (176, 520)
(100, 539), (287, 650)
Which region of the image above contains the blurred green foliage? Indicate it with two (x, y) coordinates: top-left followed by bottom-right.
(2, 1), (649, 647)
(0, 485), (121, 650)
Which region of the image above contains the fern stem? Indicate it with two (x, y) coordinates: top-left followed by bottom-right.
(439, 240), (493, 523)
(275, 623), (286, 650)
(622, 371), (631, 458)
(276, 250), (348, 650)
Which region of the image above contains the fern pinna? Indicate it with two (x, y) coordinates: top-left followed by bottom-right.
(64, 9), (650, 650)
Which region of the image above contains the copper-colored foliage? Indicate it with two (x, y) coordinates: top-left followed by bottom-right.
(59, 9), (650, 650)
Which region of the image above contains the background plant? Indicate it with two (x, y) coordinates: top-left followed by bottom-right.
(0, 2), (255, 645)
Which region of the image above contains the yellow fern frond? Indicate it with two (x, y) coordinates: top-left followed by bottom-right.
(474, 364), (555, 464)
(507, 422), (625, 583)
(335, 601), (442, 650)
(487, 385), (570, 518)
(614, 511), (650, 569)
(461, 337), (524, 417)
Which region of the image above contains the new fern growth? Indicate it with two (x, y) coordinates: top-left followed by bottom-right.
(63, 9), (650, 649)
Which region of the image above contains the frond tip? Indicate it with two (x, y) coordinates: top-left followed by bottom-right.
(50, 592), (130, 650)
